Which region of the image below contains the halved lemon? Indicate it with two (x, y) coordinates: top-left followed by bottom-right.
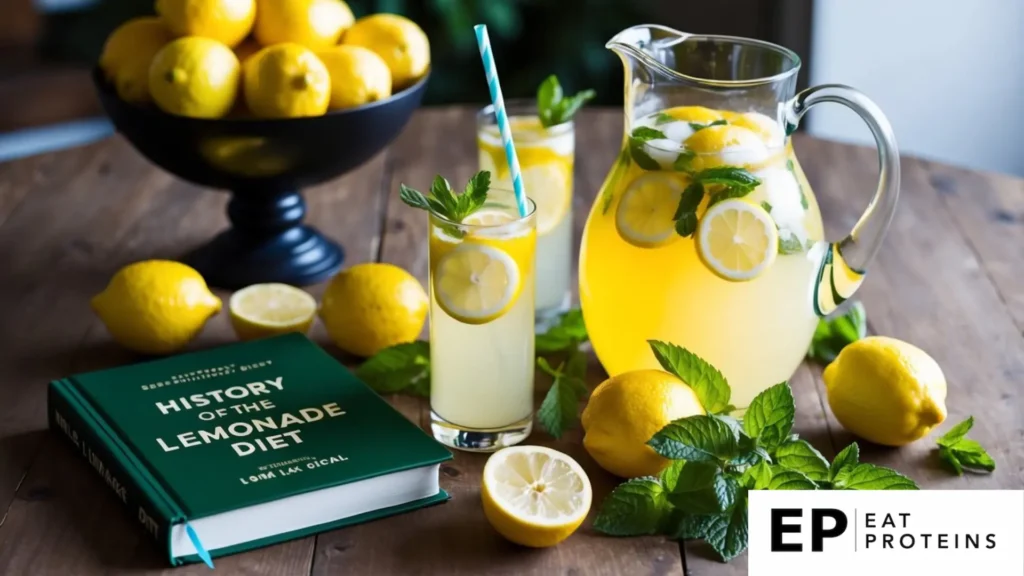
(481, 446), (592, 548)
(615, 173), (686, 248)
(433, 242), (521, 324)
(229, 283), (317, 341)
(663, 105), (723, 124)
(696, 199), (779, 281)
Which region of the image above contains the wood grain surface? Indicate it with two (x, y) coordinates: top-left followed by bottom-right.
(0, 107), (1020, 575)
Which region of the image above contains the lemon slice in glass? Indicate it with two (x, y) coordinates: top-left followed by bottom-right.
(697, 199), (779, 281)
(229, 283), (317, 341)
(615, 173), (686, 248)
(433, 243), (521, 324)
(481, 446), (592, 548)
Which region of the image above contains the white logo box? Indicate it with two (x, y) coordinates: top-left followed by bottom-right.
(749, 490), (1024, 575)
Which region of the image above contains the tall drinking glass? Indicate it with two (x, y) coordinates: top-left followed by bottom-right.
(477, 101), (573, 326)
(428, 189), (537, 451)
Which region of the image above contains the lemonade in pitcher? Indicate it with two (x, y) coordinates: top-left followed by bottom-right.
(581, 26), (900, 408)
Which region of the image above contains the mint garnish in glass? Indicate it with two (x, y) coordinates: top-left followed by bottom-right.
(536, 75), (596, 128)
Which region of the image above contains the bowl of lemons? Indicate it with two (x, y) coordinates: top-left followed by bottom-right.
(94, 0), (431, 289)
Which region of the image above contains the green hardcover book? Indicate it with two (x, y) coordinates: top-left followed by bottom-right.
(48, 333), (452, 566)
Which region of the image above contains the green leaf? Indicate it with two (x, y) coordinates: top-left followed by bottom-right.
(460, 170), (491, 215)
(430, 175), (458, 214)
(674, 182), (705, 218)
(778, 231), (804, 255)
(937, 416), (974, 448)
(554, 89), (596, 124)
(666, 462), (737, 514)
(593, 477), (667, 536)
(739, 460), (773, 489)
(807, 301), (868, 364)
(786, 158), (809, 209)
(761, 201), (773, 213)
(355, 341), (430, 397)
(939, 445), (964, 475)
(707, 187), (756, 207)
(688, 119), (728, 132)
(631, 127), (667, 141)
(536, 75), (562, 127)
(535, 308), (588, 353)
(743, 382), (794, 449)
(673, 150), (696, 172)
(629, 138), (661, 170)
(832, 463), (919, 490)
(674, 213), (698, 237)
(654, 112), (675, 125)
(693, 166), (761, 192)
(767, 468), (818, 490)
(399, 184), (431, 210)
(535, 352), (588, 439)
(829, 443), (860, 482)
(774, 440), (830, 483)
(400, 172), (493, 226)
(660, 460), (686, 492)
(647, 341), (731, 414)
(701, 489), (749, 562)
(668, 512), (721, 540)
(648, 415), (739, 463)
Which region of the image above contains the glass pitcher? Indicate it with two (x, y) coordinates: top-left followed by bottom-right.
(579, 25), (899, 409)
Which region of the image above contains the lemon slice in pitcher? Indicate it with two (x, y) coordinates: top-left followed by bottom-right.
(433, 242), (522, 324)
(696, 199), (779, 281)
(615, 173), (686, 248)
(481, 446), (592, 548)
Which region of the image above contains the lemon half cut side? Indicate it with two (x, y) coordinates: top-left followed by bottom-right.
(696, 198), (779, 282)
(481, 446), (592, 548)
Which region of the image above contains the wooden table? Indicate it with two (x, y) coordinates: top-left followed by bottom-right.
(0, 107), (1021, 575)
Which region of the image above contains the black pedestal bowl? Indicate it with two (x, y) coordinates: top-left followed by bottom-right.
(93, 68), (428, 289)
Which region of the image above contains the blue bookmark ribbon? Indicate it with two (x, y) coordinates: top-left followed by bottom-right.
(185, 523), (215, 569)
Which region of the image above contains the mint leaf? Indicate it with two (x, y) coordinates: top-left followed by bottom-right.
(807, 301), (867, 364)
(535, 308), (588, 353)
(647, 341), (731, 414)
(660, 460), (686, 492)
(739, 460), (773, 489)
(399, 171), (493, 226)
(593, 477), (667, 536)
(936, 420), (996, 475)
(937, 416), (974, 448)
(536, 352), (588, 439)
(743, 382), (794, 449)
(355, 341), (430, 397)
(829, 443), (860, 482)
(628, 127), (667, 170)
(459, 170), (490, 215)
(688, 119), (728, 132)
(536, 75), (563, 127)
(631, 127), (666, 141)
(666, 462), (737, 514)
(774, 440), (830, 483)
(654, 112), (675, 125)
(707, 186), (755, 207)
(693, 166), (760, 192)
(671, 182), (705, 237)
(648, 415), (739, 463)
(668, 512), (720, 540)
(554, 90), (596, 124)
(767, 468), (818, 490)
(778, 230), (804, 255)
(673, 150), (696, 172)
(832, 463), (918, 490)
(761, 201), (773, 213)
(786, 158), (809, 210)
(674, 212), (698, 237)
(702, 489), (749, 562)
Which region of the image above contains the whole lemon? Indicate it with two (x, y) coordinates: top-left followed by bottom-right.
(317, 45), (392, 109)
(156, 0), (255, 47)
(91, 260), (222, 355)
(824, 336), (948, 447)
(342, 14), (430, 88)
(243, 44), (330, 118)
(254, 0), (354, 50)
(319, 263), (428, 357)
(149, 36), (240, 118)
(99, 17), (174, 104)
(581, 370), (705, 478)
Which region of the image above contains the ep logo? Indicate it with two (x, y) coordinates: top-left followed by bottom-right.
(771, 508), (848, 552)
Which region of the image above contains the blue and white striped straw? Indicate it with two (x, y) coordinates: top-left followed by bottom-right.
(473, 24), (528, 218)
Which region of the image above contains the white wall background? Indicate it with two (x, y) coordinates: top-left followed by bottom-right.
(808, 0), (1024, 176)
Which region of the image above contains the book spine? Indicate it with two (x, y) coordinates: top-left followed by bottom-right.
(48, 380), (173, 554)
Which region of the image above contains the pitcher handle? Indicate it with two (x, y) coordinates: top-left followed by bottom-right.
(783, 84), (900, 317)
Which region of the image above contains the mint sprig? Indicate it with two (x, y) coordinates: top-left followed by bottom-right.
(535, 309), (590, 438)
(399, 171), (491, 236)
(537, 75), (595, 128)
(594, 341), (919, 562)
(354, 341), (430, 397)
(688, 119), (728, 132)
(936, 416), (996, 475)
(807, 301), (867, 363)
(627, 126), (666, 170)
(671, 167), (761, 238)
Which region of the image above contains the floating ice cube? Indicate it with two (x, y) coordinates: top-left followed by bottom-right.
(661, 121), (696, 144)
(645, 139), (683, 170)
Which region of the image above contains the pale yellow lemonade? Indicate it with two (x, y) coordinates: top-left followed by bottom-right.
(478, 117), (573, 317)
(580, 106), (825, 408)
(429, 195), (537, 445)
